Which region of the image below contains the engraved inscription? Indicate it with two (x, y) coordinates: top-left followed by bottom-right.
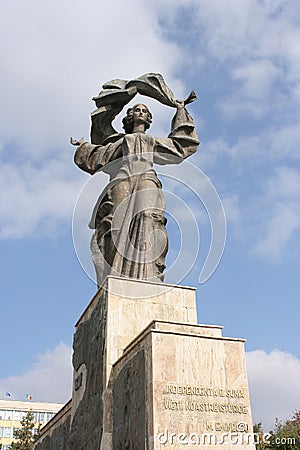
(161, 384), (249, 415)
(205, 422), (249, 432)
(163, 399), (248, 414)
(163, 384), (245, 399)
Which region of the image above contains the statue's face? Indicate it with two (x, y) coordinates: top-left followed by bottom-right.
(132, 104), (149, 125)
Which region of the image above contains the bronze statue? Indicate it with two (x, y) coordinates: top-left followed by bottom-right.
(71, 73), (199, 286)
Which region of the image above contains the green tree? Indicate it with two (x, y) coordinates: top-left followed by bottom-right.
(253, 422), (269, 449)
(8, 411), (35, 450)
(254, 410), (300, 449)
(268, 410), (300, 449)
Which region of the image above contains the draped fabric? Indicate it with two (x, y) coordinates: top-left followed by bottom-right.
(90, 73), (197, 145)
(74, 75), (199, 286)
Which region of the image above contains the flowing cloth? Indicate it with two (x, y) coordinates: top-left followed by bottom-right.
(74, 74), (199, 286)
(90, 73), (197, 145)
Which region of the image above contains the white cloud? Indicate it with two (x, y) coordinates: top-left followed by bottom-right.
(0, 156), (87, 238)
(0, 0), (299, 262)
(232, 61), (280, 99)
(254, 206), (299, 259)
(191, 0), (300, 70)
(0, 0), (192, 239)
(247, 349), (300, 431)
(0, 1), (184, 158)
(0, 343), (72, 403)
(252, 167), (300, 259)
(198, 131), (300, 261)
(222, 195), (240, 223)
(182, 0), (300, 120)
(219, 60), (281, 119)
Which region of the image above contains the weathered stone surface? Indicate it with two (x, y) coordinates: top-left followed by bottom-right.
(34, 277), (254, 450)
(34, 277), (198, 449)
(101, 276), (197, 448)
(69, 290), (106, 450)
(113, 321), (255, 450)
(103, 276), (197, 386)
(34, 402), (71, 450)
(113, 350), (146, 449)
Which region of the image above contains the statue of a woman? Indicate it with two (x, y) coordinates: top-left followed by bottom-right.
(71, 74), (199, 286)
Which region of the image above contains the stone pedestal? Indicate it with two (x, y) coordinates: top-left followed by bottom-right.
(113, 321), (254, 449)
(70, 276), (198, 449)
(34, 276), (255, 450)
(71, 276), (254, 449)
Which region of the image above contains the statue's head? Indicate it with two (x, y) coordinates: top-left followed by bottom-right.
(122, 104), (152, 133)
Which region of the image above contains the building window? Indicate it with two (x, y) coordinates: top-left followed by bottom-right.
(5, 410), (13, 420)
(46, 412), (54, 421)
(0, 409), (6, 419)
(4, 426), (12, 437)
(13, 410), (22, 420)
(0, 426), (3, 437)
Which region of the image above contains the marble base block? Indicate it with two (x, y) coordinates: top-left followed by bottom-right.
(70, 276), (198, 449)
(113, 321), (255, 449)
(34, 276), (254, 450)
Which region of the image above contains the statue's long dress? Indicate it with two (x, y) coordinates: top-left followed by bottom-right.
(74, 106), (199, 286)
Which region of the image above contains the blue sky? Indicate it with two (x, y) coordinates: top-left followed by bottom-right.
(0, 0), (299, 431)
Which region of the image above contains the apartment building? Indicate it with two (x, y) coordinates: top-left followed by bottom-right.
(0, 399), (63, 449)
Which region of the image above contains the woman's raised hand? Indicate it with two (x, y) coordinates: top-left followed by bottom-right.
(70, 137), (85, 146)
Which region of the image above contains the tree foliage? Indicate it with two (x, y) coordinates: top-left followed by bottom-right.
(254, 410), (300, 449)
(8, 411), (35, 450)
